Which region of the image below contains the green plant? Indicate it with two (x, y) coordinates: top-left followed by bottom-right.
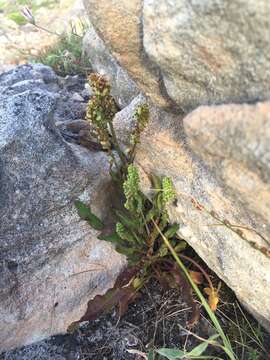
(154, 334), (221, 359)
(34, 32), (90, 75)
(12, 3), (91, 76)
(31, 18), (91, 76)
(217, 301), (269, 360)
(69, 75), (206, 331)
(85, 73), (149, 174)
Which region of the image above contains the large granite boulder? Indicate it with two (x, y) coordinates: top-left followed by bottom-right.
(83, 0), (270, 111)
(83, 0), (270, 330)
(143, 0), (270, 110)
(0, 64), (125, 350)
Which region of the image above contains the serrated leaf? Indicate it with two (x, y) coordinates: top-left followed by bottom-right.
(80, 288), (119, 321)
(155, 348), (185, 359)
(164, 223), (180, 239)
(68, 282), (138, 330)
(74, 200), (104, 230)
(171, 264), (200, 327)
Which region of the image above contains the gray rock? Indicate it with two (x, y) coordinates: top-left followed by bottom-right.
(71, 92), (84, 102)
(143, 0), (270, 110)
(0, 64), (58, 87)
(83, 0), (270, 111)
(0, 64), (125, 350)
(83, 24), (141, 109)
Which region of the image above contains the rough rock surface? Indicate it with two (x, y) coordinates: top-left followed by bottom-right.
(0, 64), (125, 350)
(83, 0), (270, 330)
(143, 0), (270, 110)
(84, 0), (270, 112)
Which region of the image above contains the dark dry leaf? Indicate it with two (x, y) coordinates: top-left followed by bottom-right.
(80, 287), (132, 322)
(67, 267), (140, 332)
(154, 270), (173, 292)
(171, 264), (200, 327)
(115, 266), (139, 287)
(189, 271), (204, 285)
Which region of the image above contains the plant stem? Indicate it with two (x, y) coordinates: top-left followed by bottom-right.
(34, 23), (62, 37)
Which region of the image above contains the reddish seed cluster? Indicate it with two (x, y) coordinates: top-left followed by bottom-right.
(88, 73), (111, 95)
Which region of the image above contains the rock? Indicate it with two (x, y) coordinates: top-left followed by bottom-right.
(83, 25), (141, 109)
(184, 102), (270, 184)
(83, 0), (270, 112)
(0, 63), (58, 87)
(143, 0), (270, 110)
(71, 92), (84, 102)
(81, 82), (93, 100)
(0, 64), (125, 350)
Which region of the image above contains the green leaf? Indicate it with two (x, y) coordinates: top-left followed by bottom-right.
(145, 207), (160, 222)
(164, 223), (179, 239)
(156, 192), (164, 212)
(116, 222), (138, 245)
(98, 233), (121, 243)
(186, 334), (219, 357)
(150, 174), (162, 191)
(115, 210), (141, 231)
(155, 348), (185, 359)
(74, 200), (104, 230)
(148, 349), (155, 360)
(115, 245), (137, 256)
(174, 241), (187, 252)
(127, 255), (142, 265)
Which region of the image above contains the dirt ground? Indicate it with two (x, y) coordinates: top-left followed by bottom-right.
(2, 276), (270, 360)
(1, 280), (220, 360)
